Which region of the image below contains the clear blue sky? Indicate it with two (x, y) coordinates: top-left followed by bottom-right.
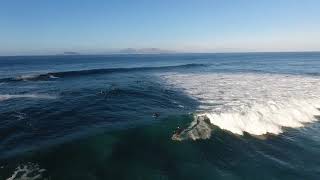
(0, 0), (319, 55)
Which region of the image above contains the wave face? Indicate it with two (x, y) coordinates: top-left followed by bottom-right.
(160, 73), (320, 139)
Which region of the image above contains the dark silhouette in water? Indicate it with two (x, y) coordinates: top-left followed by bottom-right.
(98, 84), (122, 98)
(152, 112), (160, 118)
(174, 126), (182, 135)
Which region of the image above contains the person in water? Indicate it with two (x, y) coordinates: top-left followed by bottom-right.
(174, 117), (202, 136)
(175, 126), (183, 135)
(152, 112), (160, 118)
(99, 90), (106, 95)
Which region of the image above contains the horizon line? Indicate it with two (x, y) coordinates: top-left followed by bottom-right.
(1, 50), (320, 57)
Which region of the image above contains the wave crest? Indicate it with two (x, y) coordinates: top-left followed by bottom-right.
(173, 99), (320, 141)
(205, 99), (319, 135)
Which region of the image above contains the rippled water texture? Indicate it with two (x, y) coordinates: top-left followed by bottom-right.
(0, 53), (320, 180)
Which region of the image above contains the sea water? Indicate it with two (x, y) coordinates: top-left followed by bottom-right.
(0, 52), (320, 180)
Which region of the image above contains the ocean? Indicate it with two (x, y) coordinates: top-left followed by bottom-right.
(0, 52), (320, 180)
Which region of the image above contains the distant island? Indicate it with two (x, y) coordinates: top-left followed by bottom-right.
(57, 52), (81, 55)
(52, 49), (174, 56)
(118, 48), (175, 54)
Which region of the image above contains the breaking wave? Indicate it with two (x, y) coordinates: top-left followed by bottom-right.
(202, 99), (320, 135)
(159, 73), (320, 140)
(174, 99), (320, 141)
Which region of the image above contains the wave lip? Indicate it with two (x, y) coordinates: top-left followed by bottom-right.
(0, 94), (56, 101)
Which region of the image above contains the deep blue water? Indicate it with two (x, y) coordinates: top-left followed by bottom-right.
(0, 52), (320, 180)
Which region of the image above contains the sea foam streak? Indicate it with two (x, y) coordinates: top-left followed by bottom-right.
(160, 73), (320, 140)
(0, 94), (56, 101)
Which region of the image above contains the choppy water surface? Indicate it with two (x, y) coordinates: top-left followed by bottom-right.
(0, 53), (320, 180)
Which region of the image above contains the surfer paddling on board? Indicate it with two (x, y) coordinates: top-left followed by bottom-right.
(152, 112), (160, 118)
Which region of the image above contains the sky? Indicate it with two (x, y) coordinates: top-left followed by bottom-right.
(0, 0), (320, 55)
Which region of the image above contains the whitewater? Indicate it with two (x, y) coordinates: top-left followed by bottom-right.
(160, 72), (320, 139)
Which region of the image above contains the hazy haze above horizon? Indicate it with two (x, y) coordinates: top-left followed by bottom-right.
(1, 0), (320, 55)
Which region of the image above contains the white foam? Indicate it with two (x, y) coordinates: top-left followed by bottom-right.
(160, 73), (320, 139)
(15, 74), (39, 81)
(6, 163), (46, 180)
(49, 74), (59, 79)
(0, 94), (56, 101)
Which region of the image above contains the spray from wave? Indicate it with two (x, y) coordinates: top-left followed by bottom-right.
(160, 73), (320, 140)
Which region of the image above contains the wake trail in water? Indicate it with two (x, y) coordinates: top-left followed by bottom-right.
(160, 73), (320, 140)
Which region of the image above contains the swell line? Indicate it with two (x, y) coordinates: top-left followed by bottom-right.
(0, 63), (207, 83)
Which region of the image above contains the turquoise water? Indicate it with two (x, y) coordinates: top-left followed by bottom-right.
(0, 52), (320, 179)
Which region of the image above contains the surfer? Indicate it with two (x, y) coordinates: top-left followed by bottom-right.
(152, 112), (160, 118)
(99, 90), (104, 95)
(171, 126), (182, 141)
(98, 89), (108, 95)
(174, 126), (183, 135)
